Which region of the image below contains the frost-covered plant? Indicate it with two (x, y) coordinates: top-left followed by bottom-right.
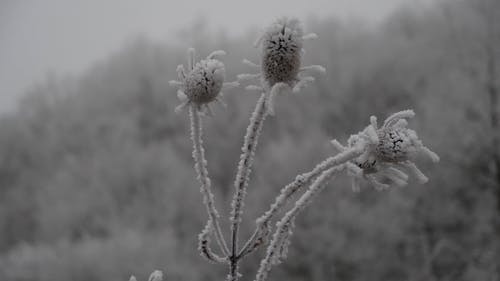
(169, 48), (238, 115)
(331, 110), (440, 191)
(238, 17), (325, 115)
(130, 17), (439, 281)
(253, 110), (439, 281)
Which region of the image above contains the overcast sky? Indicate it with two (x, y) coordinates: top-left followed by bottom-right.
(0, 0), (431, 113)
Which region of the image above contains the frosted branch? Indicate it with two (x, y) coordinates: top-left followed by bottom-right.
(189, 104), (229, 255)
(230, 93), (269, 260)
(199, 221), (229, 263)
(254, 165), (345, 281)
(238, 144), (363, 258)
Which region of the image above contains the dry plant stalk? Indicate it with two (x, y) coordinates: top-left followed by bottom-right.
(130, 16), (439, 281)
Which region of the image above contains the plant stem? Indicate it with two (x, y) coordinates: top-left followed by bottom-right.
(189, 104), (229, 256)
(238, 146), (363, 258)
(229, 93), (269, 280)
(254, 165), (345, 281)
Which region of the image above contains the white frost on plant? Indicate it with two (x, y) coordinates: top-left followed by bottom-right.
(189, 105), (230, 256)
(230, 93), (268, 227)
(198, 220), (228, 263)
(254, 165), (345, 281)
(169, 48), (239, 115)
(238, 139), (364, 259)
(253, 110), (439, 280)
(332, 109), (439, 191)
(259, 17), (304, 86)
(238, 17), (325, 115)
(148, 270), (163, 281)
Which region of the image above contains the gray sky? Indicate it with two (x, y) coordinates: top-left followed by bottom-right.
(0, 0), (428, 113)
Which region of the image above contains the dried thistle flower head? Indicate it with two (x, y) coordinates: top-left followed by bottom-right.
(185, 58), (224, 104)
(331, 110), (439, 190)
(238, 17), (325, 115)
(376, 126), (422, 163)
(169, 48), (239, 115)
(259, 17), (304, 86)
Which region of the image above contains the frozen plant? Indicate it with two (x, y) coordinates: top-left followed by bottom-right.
(254, 110), (439, 281)
(238, 17), (326, 115)
(169, 48), (239, 116)
(331, 110), (440, 191)
(130, 17), (440, 281)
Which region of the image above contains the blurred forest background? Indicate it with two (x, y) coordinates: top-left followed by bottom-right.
(1, 0), (500, 280)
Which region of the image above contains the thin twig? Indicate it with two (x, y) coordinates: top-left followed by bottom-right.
(189, 104), (229, 256)
(229, 92), (269, 281)
(238, 146), (363, 258)
(199, 221), (229, 264)
(254, 165), (346, 281)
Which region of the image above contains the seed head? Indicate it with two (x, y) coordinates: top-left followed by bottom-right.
(259, 17), (304, 86)
(169, 48), (238, 114)
(333, 110), (439, 190)
(239, 17), (325, 115)
(184, 59), (225, 104)
(376, 127), (421, 163)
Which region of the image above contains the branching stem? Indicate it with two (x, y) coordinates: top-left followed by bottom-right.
(238, 146), (363, 258)
(254, 165), (346, 281)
